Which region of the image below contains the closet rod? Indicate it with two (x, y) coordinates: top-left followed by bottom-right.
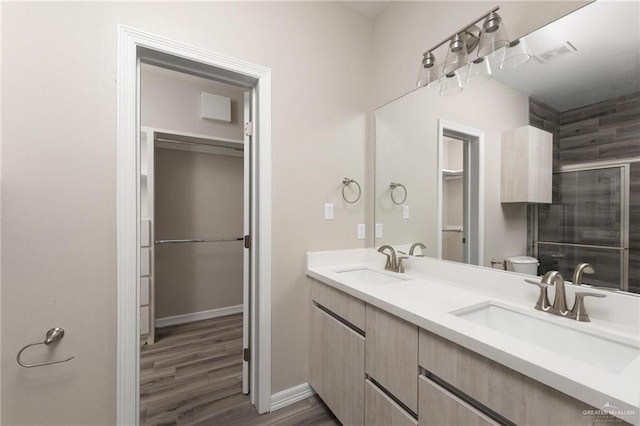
(155, 237), (243, 244)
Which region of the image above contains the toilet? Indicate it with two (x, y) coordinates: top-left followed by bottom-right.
(504, 256), (539, 276)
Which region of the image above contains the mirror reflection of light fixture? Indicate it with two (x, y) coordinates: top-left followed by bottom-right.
(466, 57), (492, 85)
(443, 34), (470, 75)
(440, 72), (463, 96)
(416, 51), (441, 88)
(500, 38), (532, 70)
(477, 11), (510, 58)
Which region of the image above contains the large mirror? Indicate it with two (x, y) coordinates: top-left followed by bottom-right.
(374, 1), (640, 294)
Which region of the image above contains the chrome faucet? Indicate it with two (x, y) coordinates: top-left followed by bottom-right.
(409, 242), (426, 256)
(525, 270), (606, 322)
(377, 245), (408, 273)
(572, 263), (595, 286)
(377, 245), (397, 272)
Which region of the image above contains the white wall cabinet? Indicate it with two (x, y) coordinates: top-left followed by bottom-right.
(501, 125), (553, 203)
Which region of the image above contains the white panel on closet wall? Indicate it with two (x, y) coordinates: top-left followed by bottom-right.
(140, 248), (150, 277)
(140, 277), (150, 306)
(140, 219), (150, 247)
(140, 306), (150, 335)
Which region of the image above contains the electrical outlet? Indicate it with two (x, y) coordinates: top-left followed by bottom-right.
(402, 205), (410, 219)
(357, 224), (365, 240)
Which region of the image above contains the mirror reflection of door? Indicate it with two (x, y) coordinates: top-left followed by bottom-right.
(442, 137), (465, 263)
(439, 124), (482, 266)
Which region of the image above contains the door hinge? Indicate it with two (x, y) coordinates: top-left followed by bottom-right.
(243, 347), (251, 362)
(244, 121), (253, 137)
(244, 235), (251, 249)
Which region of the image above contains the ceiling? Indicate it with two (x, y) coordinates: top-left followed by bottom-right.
(491, 0), (640, 112)
(343, 1), (389, 19)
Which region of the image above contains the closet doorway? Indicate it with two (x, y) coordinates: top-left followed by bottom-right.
(437, 120), (484, 265)
(117, 27), (272, 423)
(138, 63), (253, 424)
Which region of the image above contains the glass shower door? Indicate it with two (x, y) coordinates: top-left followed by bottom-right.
(536, 166), (628, 290)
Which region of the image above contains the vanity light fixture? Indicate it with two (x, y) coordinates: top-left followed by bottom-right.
(443, 32), (475, 75)
(440, 72), (464, 96)
(477, 11), (511, 58)
(466, 57), (492, 85)
(499, 38), (532, 70)
(416, 51), (441, 88)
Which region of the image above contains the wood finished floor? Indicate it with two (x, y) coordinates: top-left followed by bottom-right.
(140, 314), (340, 426)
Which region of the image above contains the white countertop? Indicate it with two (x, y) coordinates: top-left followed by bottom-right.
(307, 249), (640, 425)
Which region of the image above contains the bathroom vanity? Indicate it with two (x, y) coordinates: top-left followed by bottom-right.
(307, 249), (640, 425)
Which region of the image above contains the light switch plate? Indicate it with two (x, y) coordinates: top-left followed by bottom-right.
(324, 203), (334, 220)
(402, 205), (410, 219)
(357, 224), (365, 240)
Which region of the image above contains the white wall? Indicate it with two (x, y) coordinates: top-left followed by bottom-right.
(141, 64), (246, 140)
(1, 2), (371, 424)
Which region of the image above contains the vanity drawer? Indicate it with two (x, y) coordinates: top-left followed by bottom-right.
(419, 328), (525, 423)
(418, 329), (628, 425)
(311, 278), (365, 330)
(365, 379), (417, 426)
(366, 304), (418, 413)
(418, 375), (498, 426)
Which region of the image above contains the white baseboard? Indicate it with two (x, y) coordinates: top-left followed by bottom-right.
(270, 383), (316, 412)
(156, 304), (243, 328)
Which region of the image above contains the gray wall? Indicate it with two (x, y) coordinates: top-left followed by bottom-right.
(155, 149), (244, 318)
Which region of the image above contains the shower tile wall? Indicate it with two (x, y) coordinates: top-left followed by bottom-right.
(529, 92), (640, 292)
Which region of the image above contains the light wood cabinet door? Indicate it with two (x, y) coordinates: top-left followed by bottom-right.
(501, 125), (552, 203)
(366, 304), (419, 413)
(418, 375), (499, 426)
(419, 329), (630, 425)
(311, 278), (365, 330)
(310, 304), (365, 426)
(365, 379), (417, 426)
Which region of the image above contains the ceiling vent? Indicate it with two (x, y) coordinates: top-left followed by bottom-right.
(534, 41), (577, 64)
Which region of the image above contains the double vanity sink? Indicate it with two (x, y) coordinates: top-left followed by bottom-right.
(308, 249), (640, 425)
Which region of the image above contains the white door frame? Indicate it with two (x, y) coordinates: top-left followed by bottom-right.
(436, 119), (485, 265)
(116, 25), (272, 424)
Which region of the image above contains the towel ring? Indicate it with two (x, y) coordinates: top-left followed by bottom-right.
(342, 178), (361, 204)
(17, 327), (74, 368)
(390, 182), (407, 205)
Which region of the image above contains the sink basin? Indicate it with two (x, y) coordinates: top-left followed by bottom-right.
(452, 302), (640, 373)
(336, 268), (408, 286)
